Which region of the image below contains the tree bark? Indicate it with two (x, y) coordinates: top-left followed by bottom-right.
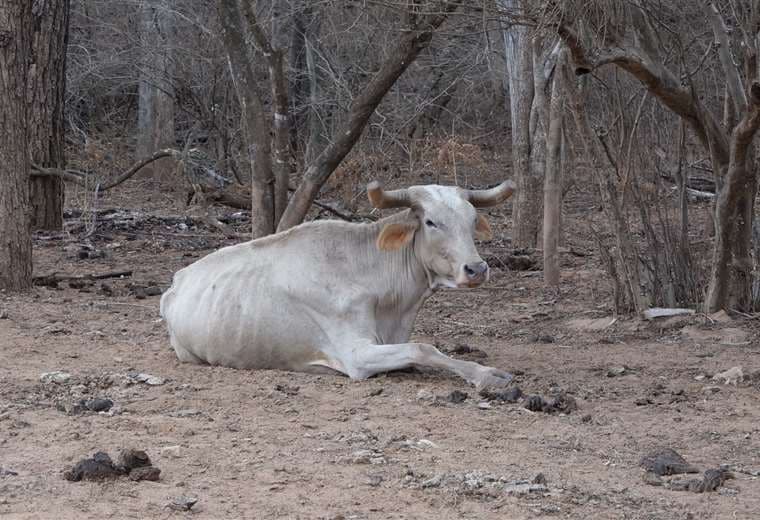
(137, 0), (176, 180)
(502, 0), (537, 248)
(277, 5), (457, 231)
(28, 0), (69, 230)
(543, 50), (566, 287)
(0, 0), (33, 291)
(218, 0), (275, 238)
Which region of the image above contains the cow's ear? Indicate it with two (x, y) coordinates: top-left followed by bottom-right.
(377, 221), (418, 251)
(475, 214), (492, 241)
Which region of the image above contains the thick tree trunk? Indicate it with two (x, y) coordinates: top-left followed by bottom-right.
(705, 86), (760, 312)
(137, 0), (176, 180)
(28, 0), (69, 230)
(543, 51), (566, 287)
(0, 0), (33, 291)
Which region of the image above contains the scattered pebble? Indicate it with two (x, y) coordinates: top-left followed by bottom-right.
(131, 373), (165, 386)
(416, 389), (435, 403)
(712, 366), (743, 385)
(84, 398), (113, 412)
(447, 390), (468, 403)
(40, 371), (72, 384)
(479, 386), (523, 403)
(346, 449), (386, 465)
(503, 481), (548, 495)
(274, 384), (300, 396)
(129, 466), (161, 481)
(161, 445), (182, 458)
(642, 471), (663, 486)
(524, 392), (577, 414)
(640, 448), (699, 476)
(421, 474), (444, 488)
(477, 401), (492, 410)
(169, 409), (202, 418)
(606, 366), (628, 377)
(167, 496), (198, 512)
(0, 467), (18, 477)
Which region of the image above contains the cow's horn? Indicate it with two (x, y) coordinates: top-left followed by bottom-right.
(367, 181), (413, 209)
(462, 180), (516, 208)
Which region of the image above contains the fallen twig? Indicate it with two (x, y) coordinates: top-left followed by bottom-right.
(33, 270), (133, 287)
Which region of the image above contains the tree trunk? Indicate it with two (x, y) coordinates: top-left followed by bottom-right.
(0, 0), (33, 291)
(503, 2), (537, 248)
(137, 0), (176, 180)
(218, 0), (275, 238)
(28, 0), (69, 230)
(543, 51), (566, 287)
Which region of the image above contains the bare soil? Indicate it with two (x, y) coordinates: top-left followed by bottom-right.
(1, 181), (759, 519)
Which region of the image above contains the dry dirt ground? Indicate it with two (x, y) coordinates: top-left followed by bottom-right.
(1, 182), (759, 519)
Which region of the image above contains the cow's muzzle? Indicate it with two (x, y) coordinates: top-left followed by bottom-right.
(459, 261), (489, 287)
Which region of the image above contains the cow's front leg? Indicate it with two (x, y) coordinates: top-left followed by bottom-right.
(345, 342), (513, 391)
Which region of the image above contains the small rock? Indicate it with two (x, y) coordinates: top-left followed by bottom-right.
(118, 449), (152, 471)
(129, 466), (161, 482)
(640, 448), (699, 476)
(702, 386), (721, 394)
(365, 474), (384, 487)
(712, 366), (743, 385)
(421, 474), (444, 488)
(0, 309), (8, 319)
(477, 401), (492, 410)
(447, 390), (468, 403)
(534, 334), (555, 344)
(606, 366), (628, 377)
(274, 384), (300, 395)
(40, 371), (71, 384)
(503, 481), (548, 495)
(145, 286), (162, 297)
(525, 395), (545, 412)
(349, 449), (378, 464)
(167, 496), (198, 511)
(581, 414), (592, 423)
(161, 445), (182, 458)
(170, 409), (202, 418)
(533, 473), (547, 485)
(84, 398), (113, 412)
(642, 471), (663, 486)
(701, 468), (733, 492)
(0, 467), (18, 477)
(366, 388), (383, 397)
(416, 389), (435, 402)
(479, 386), (523, 403)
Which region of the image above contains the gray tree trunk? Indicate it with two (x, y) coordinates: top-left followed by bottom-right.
(137, 0), (175, 180)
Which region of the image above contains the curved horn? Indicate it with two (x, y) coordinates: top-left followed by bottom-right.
(462, 180), (516, 208)
(367, 181), (413, 209)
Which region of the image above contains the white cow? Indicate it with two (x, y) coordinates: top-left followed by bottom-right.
(160, 180), (515, 390)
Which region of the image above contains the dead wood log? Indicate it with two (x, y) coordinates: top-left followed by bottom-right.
(33, 270), (133, 287)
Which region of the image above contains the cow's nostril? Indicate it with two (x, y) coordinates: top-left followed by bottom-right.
(464, 262), (488, 279)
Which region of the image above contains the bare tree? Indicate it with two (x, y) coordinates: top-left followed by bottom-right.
(557, 1), (760, 312)
(0, 0), (33, 290)
(218, 0), (460, 236)
(29, 0), (70, 230)
(137, 0), (176, 179)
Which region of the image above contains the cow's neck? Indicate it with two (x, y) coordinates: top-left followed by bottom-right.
(364, 212), (434, 342)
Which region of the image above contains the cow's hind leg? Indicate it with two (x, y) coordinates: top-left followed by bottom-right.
(345, 342), (513, 390)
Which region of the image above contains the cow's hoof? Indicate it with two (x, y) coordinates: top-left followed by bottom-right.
(475, 368), (514, 392)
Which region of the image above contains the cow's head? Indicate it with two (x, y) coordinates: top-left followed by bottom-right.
(368, 180), (515, 289)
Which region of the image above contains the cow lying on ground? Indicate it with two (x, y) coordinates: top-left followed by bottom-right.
(160, 180), (515, 390)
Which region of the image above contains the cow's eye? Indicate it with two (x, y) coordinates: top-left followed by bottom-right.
(425, 219), (437, 228)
